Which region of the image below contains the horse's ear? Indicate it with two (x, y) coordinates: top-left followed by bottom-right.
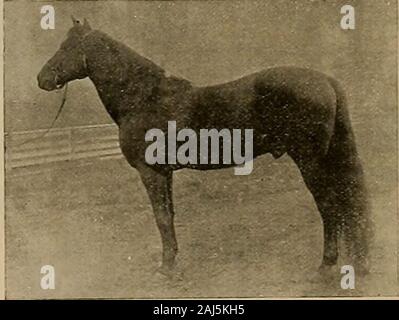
(83, 18), (91, 30)
(71, 15), (79, 26)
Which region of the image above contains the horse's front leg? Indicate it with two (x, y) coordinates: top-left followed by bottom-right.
(137, 165), (177, 274)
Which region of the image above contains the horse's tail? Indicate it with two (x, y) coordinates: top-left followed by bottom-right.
(327, 77), (373, 272)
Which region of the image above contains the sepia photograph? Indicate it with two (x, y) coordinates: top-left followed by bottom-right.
(3, 0), (398, 299)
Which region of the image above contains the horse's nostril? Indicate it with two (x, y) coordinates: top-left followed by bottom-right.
(38, 77), (57, 91)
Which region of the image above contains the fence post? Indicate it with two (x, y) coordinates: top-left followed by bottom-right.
(68, 128), (73, 161)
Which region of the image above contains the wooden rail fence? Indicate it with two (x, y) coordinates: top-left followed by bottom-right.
(5, 124), (123, 169)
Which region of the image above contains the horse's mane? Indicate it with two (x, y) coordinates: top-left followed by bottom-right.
(88, 30), (191, 86)
(105, 32), (163, 70)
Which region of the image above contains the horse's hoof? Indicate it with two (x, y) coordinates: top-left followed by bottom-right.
(307, 265), (337, 283)
(318, 264), (337, 273)
(156, 264), (174, 277)
(154, 264), (184, 283)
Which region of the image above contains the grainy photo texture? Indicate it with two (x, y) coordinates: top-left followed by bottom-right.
(4, 0), (398, 299)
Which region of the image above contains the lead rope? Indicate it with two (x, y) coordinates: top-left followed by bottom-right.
(13, 83), (68, 147)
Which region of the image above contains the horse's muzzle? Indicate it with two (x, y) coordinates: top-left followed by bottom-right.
(37, 75), (56, 91)
(38, 79), (57, 91)
(37, 67), (64, 91)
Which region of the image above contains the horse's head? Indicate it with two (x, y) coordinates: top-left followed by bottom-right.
(37, 16), (92, 91)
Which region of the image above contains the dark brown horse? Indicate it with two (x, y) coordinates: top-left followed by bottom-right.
(38, 18), (372, 277)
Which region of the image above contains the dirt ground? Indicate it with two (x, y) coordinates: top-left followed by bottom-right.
(5, 137), (397, 298)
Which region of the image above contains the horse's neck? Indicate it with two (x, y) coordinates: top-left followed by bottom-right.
(84, 31), (166, 124)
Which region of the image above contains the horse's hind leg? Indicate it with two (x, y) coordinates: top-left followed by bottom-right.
(137, 166), (177, 274)
(289, 152), (339, 270)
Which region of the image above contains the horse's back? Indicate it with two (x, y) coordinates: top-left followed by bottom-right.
(192, 66), (337, 113)
(190, 66), (337, 128)
(187, 66), (338, 159)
